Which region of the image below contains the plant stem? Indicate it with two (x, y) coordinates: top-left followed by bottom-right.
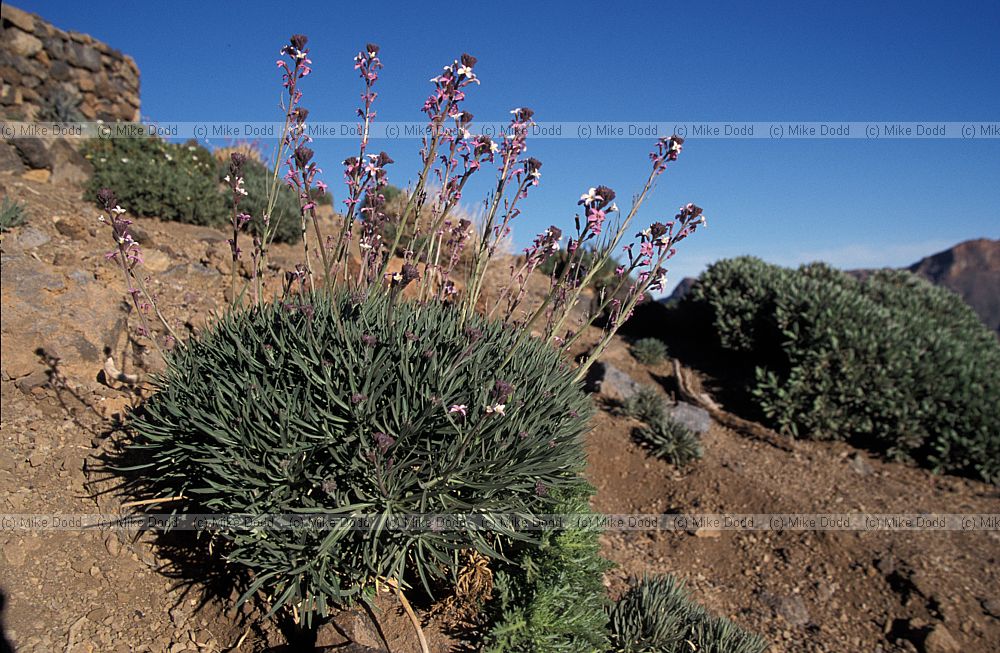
(390, 579), (429, 653)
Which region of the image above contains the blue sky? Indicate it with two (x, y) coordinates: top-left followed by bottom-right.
(15, 0), (1000, 288)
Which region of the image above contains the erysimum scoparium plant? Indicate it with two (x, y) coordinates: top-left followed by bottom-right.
(104, 33), (707, 649)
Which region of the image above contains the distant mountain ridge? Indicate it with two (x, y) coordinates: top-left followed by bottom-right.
(905, 238), (1000, 335)
(662, 238), (1000, 334)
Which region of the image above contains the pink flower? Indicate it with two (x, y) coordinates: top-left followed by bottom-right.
(448, 404), (467, 417)
(586, 208), (606, 234)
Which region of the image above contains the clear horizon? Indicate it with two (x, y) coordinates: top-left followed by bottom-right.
(10, 0), (999, 291)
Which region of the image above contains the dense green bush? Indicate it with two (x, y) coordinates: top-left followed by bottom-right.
(0, 197), (27, 232)
(685, 256), (1000, 482)
(231, 158), (303, 244)
(634, 417), (703, 467)
(630, 338), (668, 366)
(609, 575), (767, 653)
(484, 486), (610, 652)
(84, 137), (227, 226)
(128, 289), (593, 623)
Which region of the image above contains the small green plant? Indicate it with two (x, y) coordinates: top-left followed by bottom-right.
(84, 136), (227, 226)
(609, 575), (767, 653)
(0, 198), (27, 232)
(484, 487), (611, 653)
(38, 87), (84, 123)
(634, 416), (702, 467)
(630, 337), (668, 365)
(618, 385), (668, 424)
(685, 256), (1000, 482)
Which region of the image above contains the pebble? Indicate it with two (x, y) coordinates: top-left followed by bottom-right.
(105, 534), (122, 557)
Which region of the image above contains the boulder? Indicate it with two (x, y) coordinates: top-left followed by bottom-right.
(584, 361), (640, 402)
(5, 28), (42, 58)
(0, 141), (25, 174)
(13, 137), (49, 169)
(920, 624), (960, 653)
(668, 402), (712, 434)
(48, 139), (92, 186)
(2, 5), (36, 32)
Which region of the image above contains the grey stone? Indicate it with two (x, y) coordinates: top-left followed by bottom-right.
(42, 36), (66, 59)
(773, 595), (810, 627)
(668, 401), (712, 434)
(48, 59), (71, 81)
(11, 226), (49, 249)
(14, 137), (49, 168)
(68, 269), (92, 285)
(0, 140), (25, 173)
(48, 139), (92, 186)
(584, 361), (640, 402)
(849, 452), (874, 476)
(16, 369), (49, 393)
(68, 42), (101, 72)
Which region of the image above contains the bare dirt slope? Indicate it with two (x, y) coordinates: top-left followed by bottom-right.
(584, 340), (1000, 653)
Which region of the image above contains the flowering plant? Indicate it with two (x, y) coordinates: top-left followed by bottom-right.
(104, 33), (708, 649)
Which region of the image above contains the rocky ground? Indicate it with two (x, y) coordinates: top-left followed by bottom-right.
(1, 174), (999, 653)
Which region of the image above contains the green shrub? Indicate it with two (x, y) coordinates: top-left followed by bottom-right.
(128, 289), (593, 624)
(633, 417), (702, 467)
(630, 338), (668, 366)
(609, 575), (767, 653)
(686, 256), (1000, 482)
(618, 386), (668, 424)
(229, 158), (302, 244)
(0, 198), (27, 232)
(84, 137), (227, 226)
(484, 486), (610, 652)
(38, 87), (84, 123)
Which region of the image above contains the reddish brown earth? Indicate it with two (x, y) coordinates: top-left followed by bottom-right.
(1, 174), (999, 653)
(583, 341), (1000, 653)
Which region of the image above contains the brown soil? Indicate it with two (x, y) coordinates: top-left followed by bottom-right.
(1, 173), (998, 653)
(584, 338), (1000, 653)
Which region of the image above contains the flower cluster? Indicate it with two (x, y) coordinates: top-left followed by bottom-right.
(610, 203), (705, 328)
(334, 43), (385, 266)
(224, 152), (251, 269)
(650, 134), (684, 174)
(575, 185), (618, 241)
(422, 53), (480, 125)
(96, 189), (178, 347)
(487, 110), (542, 254)
(416, 54), (482, 227)
(97, 188), (142, 270)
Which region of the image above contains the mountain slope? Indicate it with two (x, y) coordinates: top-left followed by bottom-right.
(906, 238), (1000, 334)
